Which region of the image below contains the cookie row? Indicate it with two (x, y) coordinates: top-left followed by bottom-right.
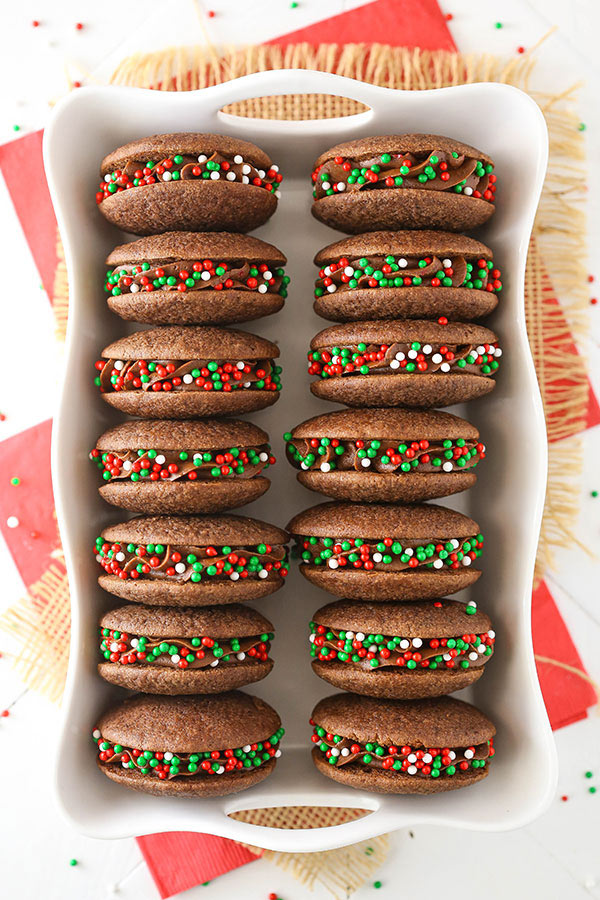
(287, 132), (498, 796)
(92, 134), (289, 799)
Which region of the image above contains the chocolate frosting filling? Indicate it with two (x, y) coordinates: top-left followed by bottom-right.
(312, 149), (494, 201)
(95, 358), (281, 393)
(95, 539), (288, 583)
(286, 437), (484, 475)
(309, 342), (501, 379)
(296, 534), (482, 571)
(310, 623), (495, 671)
(106, 260), (288, 296)
(92, 444), (273, 482)
(101, 629), (273, 668)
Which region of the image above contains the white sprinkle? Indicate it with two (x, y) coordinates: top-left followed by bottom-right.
(407, 765), (417, 775)
(262, 270), (272, 281)
(243, 745), (251, 753)
(130, 638), (138, 648)
(390, 359), (401, 370)
(345, 631), (355, 639)
(175, 562), (186, 574)
(320, 462), (331, 473)
(336, 182), (346, 192)
(123, 460), (132, 471)
(236, 361), (245, 370)
(464, 748), (474, 759)
(210, 171), (220, 180)
(129, 283), (140, 293)
(407, 349), (418, 360)
(233, 154), (243, 164)
(114, 359), (124, 370)
(257, 283), (268, 293)
(450, 539), (460, 549)
(331, 748), (340, 757)
(164, 752), (173, 761)
(321, 181), (331, 191)
(243, 382), (251, 388)
(440, 362), (450, 373)
(236, 651), (246, 661)
(197, 154), (207, 163)
(449, 751), (456, 761)
(412, 638), (423, 648)
(216, 765), (225, 775)
(104, 174), (112, 183)
(361, 458), (371, 468)
(327, 283), (337, 293)
(171, 654), (180, 663)
(442, 258), (452, 268)
(488, 630), (495, 639)
(274, 190), (281, 198)
(433, 558), (444, 569)
(404, 547), (413, 557)
(226, 171), (236, 181)
(110, 642), (119, 652)
(476, 345), (486, 356)
(300, 462), (309, 470)
(344, 266), (354, 277)
(398, 258), (408, 268)
(183, 373), (193, 384)
(462, 555), (472, 566)
(443, 653), (452, 661)
(399, 640), (410, 650)
(259, 452), (269, 462)
(155, 454), (166, 465)
(242, 175), (249, 184)
(431, 353), (443, 364)
(309, 633), (316, 644)
(467, 600), (477, 609)
(478, 644), (486, 654)
(258, 569), (269, 579)
(494, 347), (502, 358)
(257, 169), (266, 179)
(422, 344), (432, 355)
(229, 571), (240, 581)
(422, 753), (433, 764)
(463, 186), (474, 196)
(200, 270), (211, 280)
(469, 651), (479, 661)
(407, 753), (417, 763)
(395, 351), (405, 361)
(341, 747), (350, 757)
(442, 461), (453, 472)
(355, 632), (365, 643)
(372, 552), (382, 562)
(162, 171), (172, 182)
(275, 749), (282, 758)
(210, 659), (219, 667)
(242, 164), (251, 175)
(92, 729), (101, 739)
(328, 558), (339, 569)
(115, 552), (125, 562)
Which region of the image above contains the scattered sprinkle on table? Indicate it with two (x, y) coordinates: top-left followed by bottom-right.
(69, 859), (78, 867)
(10, 477), (20, 486)
(561, 794), (568, 801)
(13, 125), (21, 132)
(585, 771), (594, 778)
(589, 786), (597, 794)
(1, 710), (9, 718)
(208, 9), (216, 16)
(374, 881), (382, 889)
(75, 22), (84, 30)
(591, 491), (598, 498)
(588, 275), (595, 282)
(445, 12), (453, 20)
(6, 516), (19, 528)
(365, 846), (374, 856)
(290, 1), (299, 6)
(32, 19), (40, 27)
(517, 46), (525, 53)
(590, 298), (597, 305)
(494, 22), (503, 28)
(578, 123), (586, 131)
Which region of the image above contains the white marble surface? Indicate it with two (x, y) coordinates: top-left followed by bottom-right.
(0, 1), (599, 898)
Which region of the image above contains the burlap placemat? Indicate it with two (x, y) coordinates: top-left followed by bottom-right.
(0, 41), (590, 898)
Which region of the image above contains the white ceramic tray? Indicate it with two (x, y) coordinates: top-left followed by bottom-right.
(45, 69), (556, 852)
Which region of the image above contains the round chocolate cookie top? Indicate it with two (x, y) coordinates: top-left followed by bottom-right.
(311, 319), (497, 351)
(101, 326), (279, 362)
(312, 692), (495, 748)
(100, 602), (273, 639)
(101, 514), (289, 547)
(287, 501), (479, 541)
(314, 230), (492, 267)
(95, 418), (269, 452)
(102, 133), (273, 175)
(107, 231), (287, 268)
(97, 691), (281, 753)
(289, 408), (478, 441)
(314, 134), (493, 170)
(312, 598), (491, 638)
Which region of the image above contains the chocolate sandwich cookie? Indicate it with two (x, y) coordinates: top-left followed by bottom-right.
(93, 691), (284, 797)
(284, 408), (485, 503)
(310, 693), (495, 794)
(91, 418), (275, 514)
(105, 232), (290, 325)
(311, 134), (496, 234)
(95, 514), (289, 605)
(98, 603), (274, 694)
(97, 133), (282, 235)
(310, 598), (495, 699)
(308, 320), (501, 408)
(95, 326), (281, 418)
(313, 231), (501, 322)
(288, 501), (483, 600)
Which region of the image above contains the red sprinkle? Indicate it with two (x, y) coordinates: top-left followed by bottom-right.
(1, 710), (8, 718)
(208, 9), (216, 15)
(590, 298), (598, 305)
(561, 795), (568, 802)
(445, 12), (453, 20)
(75, 22), (84, 30)
(517, 46), (525, 53)
(32, 19), (40, 27)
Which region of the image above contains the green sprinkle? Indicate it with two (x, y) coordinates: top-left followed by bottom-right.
(69, 859), (78, 867)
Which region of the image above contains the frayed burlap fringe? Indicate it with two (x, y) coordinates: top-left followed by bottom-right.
(52, 230), (69, 344)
